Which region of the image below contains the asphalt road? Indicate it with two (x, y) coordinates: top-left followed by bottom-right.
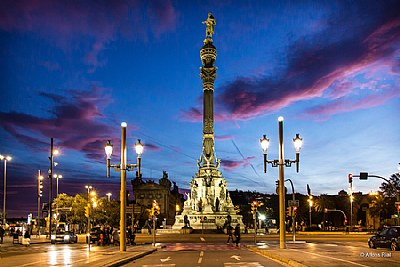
(1, 233), (398, 267)
(130, 243), (287, 267)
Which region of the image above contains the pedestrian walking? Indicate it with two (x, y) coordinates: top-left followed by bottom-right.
(0, 225), (5, 244)
(234, 224), (241, 247)
(226, 225), (234, 244)
(23, 228), (31, 246)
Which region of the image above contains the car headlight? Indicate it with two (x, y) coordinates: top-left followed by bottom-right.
(64, 235), (70, 241)
(51, 235), (56, 240)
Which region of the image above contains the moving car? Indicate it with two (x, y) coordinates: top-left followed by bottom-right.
(368, 226), (400, 251)
(51, 230), (78, 244)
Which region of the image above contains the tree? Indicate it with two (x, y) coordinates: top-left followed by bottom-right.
(314, 194), (335, 212)
(368, 193), (393, 229)
(53, 193), (120, 233)
(92, 197), (119, 227)
(379, 173), (400, 200)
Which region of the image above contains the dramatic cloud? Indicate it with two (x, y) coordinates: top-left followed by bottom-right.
(143, 142), (162, 152)
(0, 0), (177, 71)
(0, 87), (116, 159)
(221, 156), (256, 171)
(182, 5), (400, 122)
(215, 135), (234, 141)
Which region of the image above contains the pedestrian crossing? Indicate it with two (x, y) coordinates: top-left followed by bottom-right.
(162, 243), (242, 251)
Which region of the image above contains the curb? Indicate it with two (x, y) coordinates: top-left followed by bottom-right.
(107, 245), (165, 267)
(247, 246), (308, 267)
(107, 248), (157, 267)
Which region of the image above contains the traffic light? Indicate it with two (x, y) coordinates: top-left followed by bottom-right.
(38, 178), (43, 197)
(348, 173), (353, 184)
(286, 207), (292, 217)
(85, 205), (90, 218)
(292, 206), (298, 216)
(152, 200), (160, 216)
(251, 201), (257, 214)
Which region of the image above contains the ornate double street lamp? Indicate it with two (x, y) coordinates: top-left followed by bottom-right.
(105, 122), (144, 252)
(0, 154), (12, 225)
(260, 116), (303, 249)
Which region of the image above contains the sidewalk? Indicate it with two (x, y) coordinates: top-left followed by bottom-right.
(0, 234), (50, 247)
(0, 236), (159, 267)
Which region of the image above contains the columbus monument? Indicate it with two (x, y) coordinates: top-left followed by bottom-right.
(173, 13), (243, 230)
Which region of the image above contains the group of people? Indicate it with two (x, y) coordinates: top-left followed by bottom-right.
(226, 223), (241, 246)
(94, 225), (136, 246)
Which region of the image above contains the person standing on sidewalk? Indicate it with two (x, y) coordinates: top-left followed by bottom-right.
(0, 225), (5, 244)
(234, 224), (241, 247)
(226, 225), (234, 244)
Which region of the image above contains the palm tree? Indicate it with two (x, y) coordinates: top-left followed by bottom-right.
(368, 194), (390, 229)
(314, 194), (335, 212)
(314, 194), (335, 230)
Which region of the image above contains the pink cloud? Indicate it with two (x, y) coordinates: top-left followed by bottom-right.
(221, 156), (256, 171)
(215, 135), (234, 141)
(0, 87), (120, 159)
(181, 17), (400, 122)
(302, 88), (400, 121)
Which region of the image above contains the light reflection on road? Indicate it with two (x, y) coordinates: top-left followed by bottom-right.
(48, 245), (76, 266)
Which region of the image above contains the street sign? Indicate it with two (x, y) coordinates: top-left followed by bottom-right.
(288, 200), (299, 207)
(359, 172), (368, 180)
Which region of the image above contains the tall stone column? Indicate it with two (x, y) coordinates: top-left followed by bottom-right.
(199, 16), (218, 168)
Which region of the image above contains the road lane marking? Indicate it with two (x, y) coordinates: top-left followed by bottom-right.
(291, 249), (370, 267)
(200, 237), (206, 242)
(231, 255), (241, 261)
(160, 256), (172, 262)
(198, 250), (204, 264)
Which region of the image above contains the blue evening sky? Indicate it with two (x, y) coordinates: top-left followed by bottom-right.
(0, 0), (399, 217)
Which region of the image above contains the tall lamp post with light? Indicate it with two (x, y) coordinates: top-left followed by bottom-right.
(0, 154), (12, 225)
(37, 170), (44, 236)
(48, 138), (59, 238)
(260, 116), (303, 249)
(105, 122), (143, 252)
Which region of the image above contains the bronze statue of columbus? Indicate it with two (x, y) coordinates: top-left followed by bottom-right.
(202, 12), (216, 38)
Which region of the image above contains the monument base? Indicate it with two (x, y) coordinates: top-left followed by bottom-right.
(172, 213), (244, 231)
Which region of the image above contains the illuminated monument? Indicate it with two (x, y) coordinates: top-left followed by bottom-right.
(173, 13), (243, 230)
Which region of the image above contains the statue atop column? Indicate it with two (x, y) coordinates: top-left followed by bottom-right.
(202, 12), (216, 39)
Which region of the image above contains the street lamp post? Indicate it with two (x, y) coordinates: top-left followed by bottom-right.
(308, 197), (313, 230)
(37, 170), (44, 237)
(0, 154), (12, 225)
(85, 185), (92, 250)
(260, 116), (303, 249)
(105, 122), (144, 252)
(48, 138), (59, 238)
(53, 174), (63, 197)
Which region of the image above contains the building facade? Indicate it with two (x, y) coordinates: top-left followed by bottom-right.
(131, 171), (183, 226)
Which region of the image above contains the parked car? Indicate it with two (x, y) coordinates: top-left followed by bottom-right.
(51, 231), (78, 244)
(89, 226), (102, 244)
(368, 226), (400, 251)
